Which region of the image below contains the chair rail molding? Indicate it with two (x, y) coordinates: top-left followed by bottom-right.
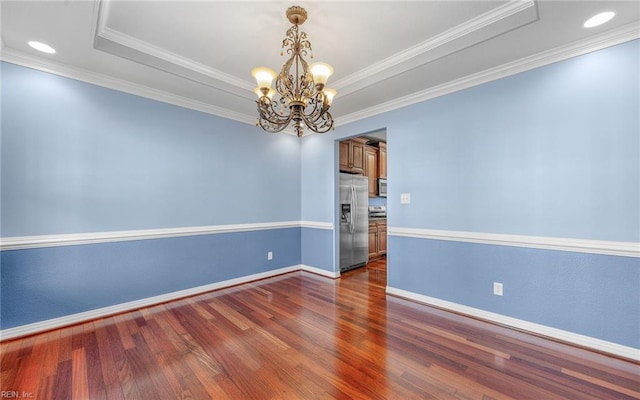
(388, 227), (640, 258)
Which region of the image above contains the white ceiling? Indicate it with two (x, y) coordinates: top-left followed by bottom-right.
(2, 1), (639, 129)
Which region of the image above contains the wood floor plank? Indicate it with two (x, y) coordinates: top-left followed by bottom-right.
(52, 359), (72, 400)
(0, 339), (21, 389)
(562, 367), (640, 398)
(83, 330), (108, 400)
(1, 258), (638, 399)
(71, 348), (89, 400)
(37, 374), (56, 399)
(9, 333), (47, 395)
(152, 352), (187, 399)
(179, 371), (218, 399)
(116, 357), (142, 400)
(40, 330), (61, 378)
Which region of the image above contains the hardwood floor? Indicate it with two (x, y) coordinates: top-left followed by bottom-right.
(2, 258), (639, 399)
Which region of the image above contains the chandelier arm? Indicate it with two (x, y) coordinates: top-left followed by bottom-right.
(301, 92), (330, 124)
(260, 113), (294, 129)
(256, 97), (294, 132)
(301, 111), (334, 133)
(262, 98), (290, 121)
(300, 95), (334, 133)
(258, 108), (294, 132)
(259, 118), (291, 133)
(258, 114), (294, 131)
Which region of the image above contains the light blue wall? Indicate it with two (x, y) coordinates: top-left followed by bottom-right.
(1, 62), (301, 236)
(300, 134), (340, 273)
(2, 39), (639, 348)
(301, 227), (333, 272)
(2, 228), (300, 328)
(387, 40), (639, 242)
(301, 133), (336, 223)
(1, 62), (302, 328)
(300, 40), (640, 348)
(303, 40), (639, 242)
(389, 237), (639, 348)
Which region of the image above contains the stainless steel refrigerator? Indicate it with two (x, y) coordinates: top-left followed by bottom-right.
(339, 173), (369, 272)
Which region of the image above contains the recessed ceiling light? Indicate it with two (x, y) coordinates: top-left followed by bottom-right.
(28, 41), (56, 54)
(583, 11), (616, 28)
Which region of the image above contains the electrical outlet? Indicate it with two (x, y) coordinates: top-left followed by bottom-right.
(267, 251), (273, 260)
(493, 282), (503, 296)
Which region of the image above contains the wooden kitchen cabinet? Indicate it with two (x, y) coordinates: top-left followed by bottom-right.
(377, 220), (387, 255)
(339, 137), (367, 175)
(368, 219), (387, 259)
(339, 141), (351, 171)
(341, 137), (387, 197)
(368, 225), (378, 259)
(378, 142), (387, 179)
(365, 146), (379, 197)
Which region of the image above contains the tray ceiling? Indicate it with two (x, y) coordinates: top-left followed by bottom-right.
(1, 1), (639, 129)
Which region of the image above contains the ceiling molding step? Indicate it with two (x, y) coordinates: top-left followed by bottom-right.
(94, 0), (254, 100)
(332, 0), (537, 96)
(0, 49), (256, 125)
(335, 21), (640, 128)
(93, 0), (536, 101)
(97, 27), (254, 93)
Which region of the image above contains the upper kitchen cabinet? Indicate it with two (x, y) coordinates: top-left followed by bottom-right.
(378, 142), (387, 179)
(339, 137), (368, 175)
(340, 137), (387, 197)
(365, 146), (379, 197)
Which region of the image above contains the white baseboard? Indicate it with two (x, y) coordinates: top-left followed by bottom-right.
(0, 265), (300, 341)
(386, 286), (640, 362)
(301, 264), (340, 279)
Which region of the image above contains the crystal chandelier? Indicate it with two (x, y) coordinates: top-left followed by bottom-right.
(252, 6), (336, 138)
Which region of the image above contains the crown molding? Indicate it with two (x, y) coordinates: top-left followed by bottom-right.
(93, 0), (537, 107)
(94, 0), (254, 100)
(332, 0), (537, 95)
(97, 26), (254, 93)
(336, 21), (640, 127)
(0, 48), (256, 125)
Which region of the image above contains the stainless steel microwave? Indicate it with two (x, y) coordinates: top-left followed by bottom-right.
(378, 178), (387, 197)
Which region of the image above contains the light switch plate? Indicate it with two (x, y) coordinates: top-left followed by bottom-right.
(493, 282), (503, 296)
(400, 193), (411, 204)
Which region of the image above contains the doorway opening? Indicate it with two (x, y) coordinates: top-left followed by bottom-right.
(336, 129), (387, 287)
